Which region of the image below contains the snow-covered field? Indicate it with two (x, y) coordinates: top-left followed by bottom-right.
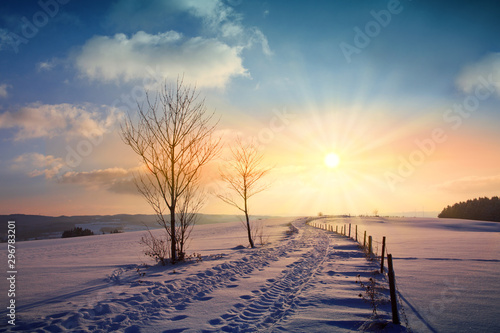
(3, 216), (497, 332)
(318, 217), (500, 333)
(0, 217), (400, 332)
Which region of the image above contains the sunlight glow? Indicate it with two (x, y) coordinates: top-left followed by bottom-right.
(324, 152), (340, 168)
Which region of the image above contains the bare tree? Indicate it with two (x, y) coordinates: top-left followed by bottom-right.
(217, 138), (271, 248)
(121, 79), (220, 263)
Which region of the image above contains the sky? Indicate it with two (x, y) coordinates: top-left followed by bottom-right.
(1, 0), (500, 217)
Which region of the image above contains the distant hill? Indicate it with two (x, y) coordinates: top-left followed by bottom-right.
(0, 214), (271, 241)
(438, 196), (500, 222)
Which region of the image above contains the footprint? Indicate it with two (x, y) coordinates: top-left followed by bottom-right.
(113, 314), (127, 323)
(209, 318), (223, 325)
(171, 315), (188, 321)
(239, 295), (252, 300)
(226, 284), (238, 288)
(48, 312), (68, 319)
(175, 304), (187, 311)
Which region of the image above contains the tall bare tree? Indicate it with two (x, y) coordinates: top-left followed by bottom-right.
(217, 138), (271, 248)
(121, 79), (220, 263)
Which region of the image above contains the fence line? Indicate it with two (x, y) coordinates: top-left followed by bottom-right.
(307, 219), (402, 326)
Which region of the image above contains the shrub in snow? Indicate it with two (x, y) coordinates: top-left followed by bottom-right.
(356, 274), (381, 317)
(62, 227), (94, 238)
(141, 229), (170, 265)
(285, 222), (299, 235)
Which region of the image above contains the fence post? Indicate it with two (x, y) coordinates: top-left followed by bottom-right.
(368, 236), (372, 255)
(380, 236), (386, 273)
(387, 254), (400, 325)
(336, 225), (338, 233)
(363, 230), (366, 248)
(355, 225), (358, 242)
(349, 223), (351, 238)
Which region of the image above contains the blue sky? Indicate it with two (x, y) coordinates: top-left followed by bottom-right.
(1, 0), (500, 216)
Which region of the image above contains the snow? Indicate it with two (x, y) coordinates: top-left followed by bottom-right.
(4, 215), (497, 332)
(318, 217), (500, 333)
(0, 217), (403, 332)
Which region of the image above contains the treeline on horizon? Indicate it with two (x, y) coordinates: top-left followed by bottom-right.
(438, 196), (500, 222)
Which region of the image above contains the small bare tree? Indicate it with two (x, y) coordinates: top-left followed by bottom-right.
(141, 227), (170, 265)
(122, 79), (220, 263)
(217, 138), (271, 248)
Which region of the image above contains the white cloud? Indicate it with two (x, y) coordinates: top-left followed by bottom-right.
(12, 152), (140, 195)
(109, 0), (234, 32)
(179, 0), (228, 23)
(94, 0), (271, 88)
(0, 83), (10, 98)
(75, 31), (248, 88)
(0, 103), (122, 140)
(177, 0), (272, 56)
(13, 153), (65, 179)
(60, 167), (140, 195)
(456, 53), (500, 95)
(61, 167), (129, 184)
(37, 58), (59, 72)
(246, 27), (272, 56)
(435, 175), (500, 193)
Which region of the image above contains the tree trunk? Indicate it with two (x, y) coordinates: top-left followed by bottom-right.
(170, 206), (177, 263)
(244, 199), (254, 248)
(245, 213), (254, 248)
(170, 148), (177, 264)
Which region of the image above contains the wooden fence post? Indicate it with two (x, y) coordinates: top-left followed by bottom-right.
(368, 236), (372, 255)
(380, 236), (386, 273)
(363, 231), (366, 248)
(336, 225), (338, 233)
(349, 223), (351, 238)
(387, 254), (400, 325)
(355, 225), (358, 242)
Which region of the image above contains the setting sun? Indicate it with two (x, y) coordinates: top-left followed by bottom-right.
(324, 152), (340, 168)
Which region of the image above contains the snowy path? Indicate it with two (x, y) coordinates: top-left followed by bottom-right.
(204, 222), (331, 332)
(1, 218), (398, 332)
